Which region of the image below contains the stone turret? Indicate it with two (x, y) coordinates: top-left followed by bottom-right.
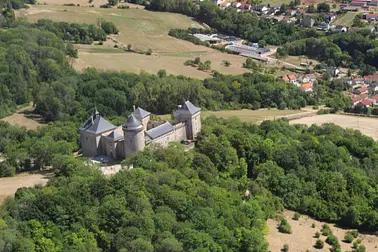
(173, 101), (201, 140)
(123, 114), (145, 158)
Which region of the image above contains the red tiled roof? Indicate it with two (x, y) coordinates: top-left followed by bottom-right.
(282, 76), (290, 81)
(300, 83), (313, 92)
(357, 87), (368, 92)
(364, 74), (378, 80)
(288, 74), (296, 80)
(370, 94), (378, 101)
(353, 77), (364, 81)
(351, 96), (363, 103)
(360, 99), (373, 106)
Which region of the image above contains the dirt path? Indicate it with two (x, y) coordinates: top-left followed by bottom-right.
(1, 103), (45, 130)
(267, 210), (378, 252)
(0, 172), (50, 205)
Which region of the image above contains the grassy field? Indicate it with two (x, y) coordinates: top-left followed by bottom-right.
(267, 210), (378, 252)
(0, 172), (50, 205)
(20, 4), (250, 79)
(290, 114), (378, 140)
(334, 12), (360, 26)
(202, 109), (308, 124)
(1, 103), (45, 130)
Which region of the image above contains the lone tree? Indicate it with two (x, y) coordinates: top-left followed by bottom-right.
(223, 60), (231, 67)
(194, 57), (201, 65)
(127, 44), (132, 51)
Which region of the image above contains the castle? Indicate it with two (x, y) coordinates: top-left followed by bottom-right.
(79, 101), (201, 160)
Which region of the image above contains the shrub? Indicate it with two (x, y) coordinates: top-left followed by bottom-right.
(223, 60), (231, 67)
(311, 223), (316, 228)
(314, 232), (320, 238)
(356, 239), (362, 244)
(146, 48), (152, 55)
(354, 244), (366, 252)
(350, 230), (359, 238)
(282, 244), (289, 252)
(353, 241), (359, 249)
(293, 212), (300, 220)
(344, 232), (354, 243)
(326, 234), (340, 249)
(321, 224), (332, 236)
(278, 219), (292, 234)
(314, 239), (324, 249)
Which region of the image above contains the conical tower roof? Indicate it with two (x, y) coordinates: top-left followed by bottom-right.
(123, 114), (143, 130)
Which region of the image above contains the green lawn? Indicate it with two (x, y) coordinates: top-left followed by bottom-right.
(334, 12), (359, 26)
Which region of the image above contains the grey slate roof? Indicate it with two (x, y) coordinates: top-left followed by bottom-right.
(123, 114), (143, 130)
(106, 128), (124, 141)
(175, 100), (201, 116)
(133, 107), (151, 119)
(80, 114), (116, 134)
(146, 122), (174, 140)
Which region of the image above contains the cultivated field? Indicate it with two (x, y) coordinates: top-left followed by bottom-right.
(1, 103), (45, 130)
(267, 210), (378, 252)
(202, 109), (313, 124)
(19, 4), (250, 79)
(290, 114), (378, 141)
(0, 172), (50, 205)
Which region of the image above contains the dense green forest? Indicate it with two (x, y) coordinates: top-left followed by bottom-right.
(1, 117), (377, 251)
(280, 29), (378, 73)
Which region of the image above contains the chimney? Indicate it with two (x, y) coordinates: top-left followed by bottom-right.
(178, 105), (182, 109)
(133, 105), (136, 111)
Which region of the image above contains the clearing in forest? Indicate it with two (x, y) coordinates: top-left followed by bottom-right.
(1, 103), (45, 130)
(267, 209), (378, 252)
(0, 172), (50, 205)
(290, 114), (378, 141)
(202, 109), (314, 124)
(19, 4), (250, 79)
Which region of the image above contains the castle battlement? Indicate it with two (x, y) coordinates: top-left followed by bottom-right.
(79, 101), (201, 160)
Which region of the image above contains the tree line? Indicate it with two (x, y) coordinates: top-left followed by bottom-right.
(279, 29), (378, 74)
(33, 19), (119, 44)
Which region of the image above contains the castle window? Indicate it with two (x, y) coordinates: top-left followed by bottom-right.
(85, 137), (88, 141)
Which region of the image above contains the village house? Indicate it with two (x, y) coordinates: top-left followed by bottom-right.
(80, 101), (201, 160)
(359, 98), (374, 108)
(300, 16), (315, 27)
(333, 25), (348, 33)
(282, 74), (298, 85)
(368, 82), (378, 92)
(354, 86), (369, 95)
(322, 66), (340, 77)
(364, 74), (378, 84)
(300, 83), (313, 92)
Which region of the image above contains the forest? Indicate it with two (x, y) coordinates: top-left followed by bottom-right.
(0, 117), (377, 251)
(279, 29), (378, 74)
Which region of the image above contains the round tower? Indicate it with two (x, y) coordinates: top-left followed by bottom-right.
(123, 114), (145, 158)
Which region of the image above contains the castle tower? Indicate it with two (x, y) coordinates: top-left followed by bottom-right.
(123, 114), (145, 158)
(173, 101), (201, 140)
(132, 107), (151, 131)
(79, 108), (116, 157)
